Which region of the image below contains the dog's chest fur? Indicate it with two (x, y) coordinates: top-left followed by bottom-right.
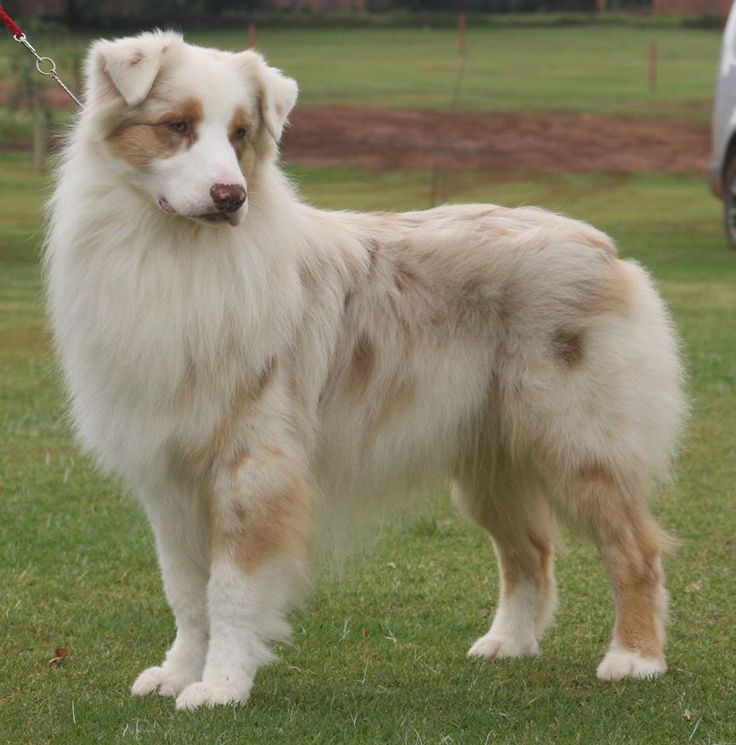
(47, 209), (304, 476)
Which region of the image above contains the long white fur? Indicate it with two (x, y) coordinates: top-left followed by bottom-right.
(45, 31), (687, 709)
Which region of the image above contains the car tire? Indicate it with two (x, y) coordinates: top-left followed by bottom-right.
(723, 154), (736, 248)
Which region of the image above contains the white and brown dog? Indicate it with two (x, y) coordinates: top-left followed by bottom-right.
(45, 31), (686, 709)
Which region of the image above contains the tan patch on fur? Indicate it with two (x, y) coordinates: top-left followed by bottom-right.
(212, 476), (311, 573)
(573, 464), (668, 658)
(605, 513), (667, 657)
(251, 357), (278, 402)
(181, 357), (277, 477)
(583, 260), (637, 316)
(496, 527), (555, 601)
(579, 461), (616, 485)
(587, 234), (616, 253)
(365, 239), (381, 275)
(366, 239), (380, 275)
(348, 334), (375, 394)
(552, 329), (584, 367)
(456, 475), (556, 629)
(393, 258), (418, 294)
(156, 98), (204, 131)
(227, 446), (252, 476)
(229, 106), (253, 160)
(106, 97), (203, 168)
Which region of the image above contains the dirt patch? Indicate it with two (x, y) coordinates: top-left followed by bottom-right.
(282, 106), (710, 175)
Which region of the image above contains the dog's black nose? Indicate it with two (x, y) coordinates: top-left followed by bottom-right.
(210, 183), (247, 213)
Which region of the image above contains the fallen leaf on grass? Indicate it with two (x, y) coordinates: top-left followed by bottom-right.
(48, 647), (69, 666)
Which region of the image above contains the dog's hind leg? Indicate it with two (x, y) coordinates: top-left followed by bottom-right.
(454, 462), (557, 660)
(558, 466), (670, 681)
(131, 481), (210, 698)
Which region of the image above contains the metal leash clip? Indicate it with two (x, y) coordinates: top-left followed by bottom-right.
(13, 32), (83, 109)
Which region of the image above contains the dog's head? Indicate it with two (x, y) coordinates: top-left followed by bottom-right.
(84, 31), (297, 227)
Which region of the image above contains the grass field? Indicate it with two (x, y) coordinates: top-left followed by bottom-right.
(1, 147), (735, 743)
(0, 25), (723, 120)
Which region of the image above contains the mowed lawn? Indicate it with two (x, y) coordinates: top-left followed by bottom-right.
(1, 148), (735, 744)
(0, 24), (723, 119)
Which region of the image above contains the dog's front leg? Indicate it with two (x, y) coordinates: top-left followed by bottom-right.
(175, 447), (311, 710)
(132, 485), (210, 698)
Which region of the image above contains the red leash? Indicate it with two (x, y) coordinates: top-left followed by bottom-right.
(0, 4), (23, 38)
(0, 3), (83, 108)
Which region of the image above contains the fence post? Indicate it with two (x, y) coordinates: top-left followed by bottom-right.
(32, 89), (47, 173)
(248, 22), (257, 49)
(458, 14), (467, 56)
(648, 42), (657, 94)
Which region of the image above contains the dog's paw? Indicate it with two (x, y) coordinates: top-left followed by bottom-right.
(175, 680), (251, 710)
(467, 632), (539, 660)
(596, 648), (667, 681)
(131, 665), (196, 698)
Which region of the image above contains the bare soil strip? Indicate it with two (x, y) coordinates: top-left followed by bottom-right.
(282, 106), (710, 175)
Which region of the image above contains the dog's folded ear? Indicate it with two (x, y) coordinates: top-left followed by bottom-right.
(241, 52), (298, 148)
(86, 30), (182, 107)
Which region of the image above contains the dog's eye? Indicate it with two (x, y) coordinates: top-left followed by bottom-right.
(168, 120), (190, 135)
(234, 127), (248, 141)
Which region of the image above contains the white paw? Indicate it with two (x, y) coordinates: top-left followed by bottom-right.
(467, 632), (540, 660)
(596, 648), (667, 681)
(175, 680), (251, 710)
(131, 665), (197, 698)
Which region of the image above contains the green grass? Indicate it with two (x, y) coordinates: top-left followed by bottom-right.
(1, 151), (735, 744)
(0, 25), (722, 120)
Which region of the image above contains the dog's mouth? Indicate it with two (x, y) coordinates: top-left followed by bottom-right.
(190, 210), (240, 227)
(193, 211), (240, 226)
(158, 197), (242, 227)
(158, 196), (176, 214)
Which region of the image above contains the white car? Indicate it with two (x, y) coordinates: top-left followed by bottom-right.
(711, 1), (736, 247)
